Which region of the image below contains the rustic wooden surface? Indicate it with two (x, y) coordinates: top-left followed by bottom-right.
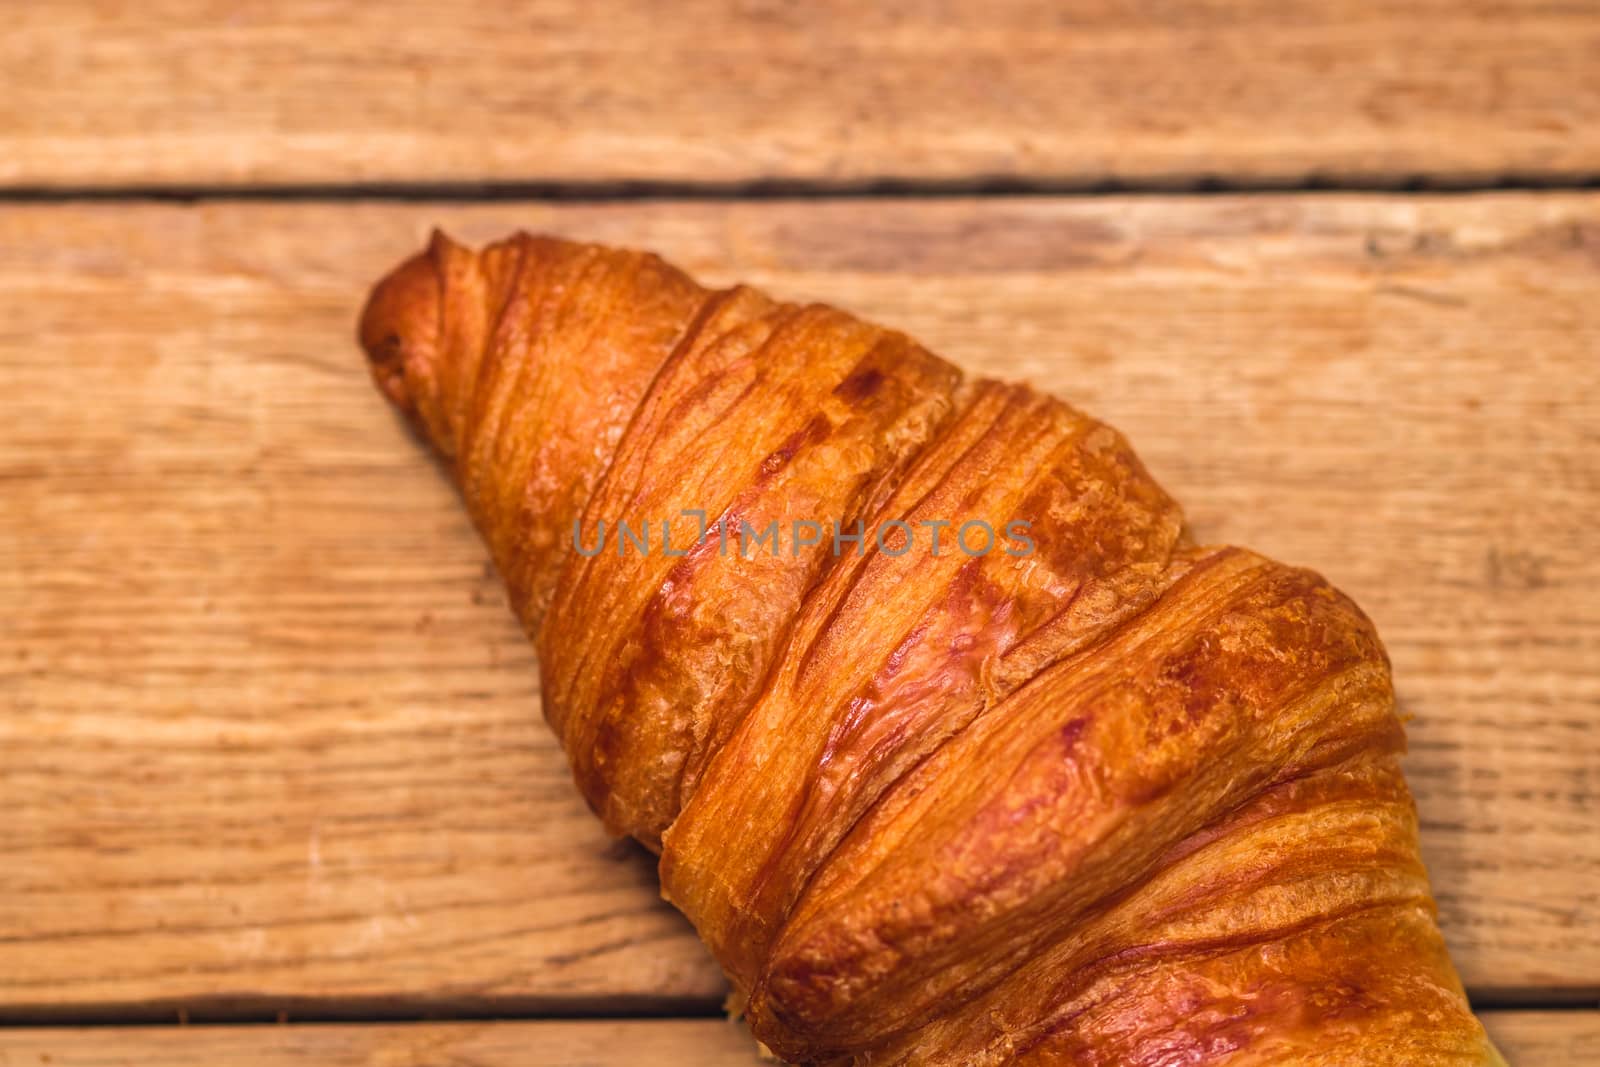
(0, 1021), (765, 1067)
(4, 0), (1598, 189)
(0, 1012), (1592, 1067)
(3, 196), (1597, 1023)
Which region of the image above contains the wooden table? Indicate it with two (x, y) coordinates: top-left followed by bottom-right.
(2, 3), (1597, 1064)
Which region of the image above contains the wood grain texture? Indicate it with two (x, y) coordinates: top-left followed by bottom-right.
(0, 1020), (766, 1066)
(0, 1013), (1593, 1066)
(4, 0), (1598, 189)
(1480, 1010), (1600, 1065)
(1, 195), (1596, 1015)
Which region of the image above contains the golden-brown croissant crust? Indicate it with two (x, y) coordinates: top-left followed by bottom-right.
(359, 231), (1504, 1066)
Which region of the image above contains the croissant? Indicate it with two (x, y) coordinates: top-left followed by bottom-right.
(357, 231), (1503, 1066)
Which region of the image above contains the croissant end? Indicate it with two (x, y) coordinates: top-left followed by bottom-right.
(358, 233), (445, 421)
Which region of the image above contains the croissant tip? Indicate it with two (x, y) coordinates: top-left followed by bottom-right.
(358, 244), (443, 416)
(426, 226), (458, 256)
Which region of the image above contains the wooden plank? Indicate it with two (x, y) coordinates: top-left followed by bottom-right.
(0, 1013), (1593, 1065)
(0, 1020), (764, 1066)
(1, 195), (1596, 1014)
(3, 1), (1598, 189)
(1480, 1010), (1600, 1064)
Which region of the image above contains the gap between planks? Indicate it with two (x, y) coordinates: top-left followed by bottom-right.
(1, 174), (1599, 205)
